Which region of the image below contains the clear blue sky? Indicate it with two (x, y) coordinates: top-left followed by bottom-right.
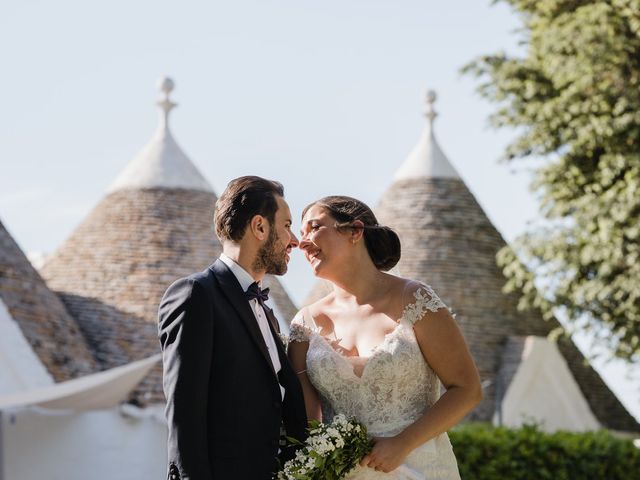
(1, 0), (637, 421)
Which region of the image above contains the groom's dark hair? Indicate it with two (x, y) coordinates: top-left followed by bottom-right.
(214, 176), (284, 242)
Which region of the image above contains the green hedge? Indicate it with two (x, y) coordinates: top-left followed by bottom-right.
(449, 423), (640, 480)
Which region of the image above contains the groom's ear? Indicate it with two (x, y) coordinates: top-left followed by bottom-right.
(249, 214), (269, 241)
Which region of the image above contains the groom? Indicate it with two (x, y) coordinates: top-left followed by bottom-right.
(159, 176), (308, 480)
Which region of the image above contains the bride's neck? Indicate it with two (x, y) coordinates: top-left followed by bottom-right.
(331, 263), (387, 305)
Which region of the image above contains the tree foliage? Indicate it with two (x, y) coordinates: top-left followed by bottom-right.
(464, 0), (640, 362)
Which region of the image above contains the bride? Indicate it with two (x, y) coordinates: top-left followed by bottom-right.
(288, 196), (482, 479)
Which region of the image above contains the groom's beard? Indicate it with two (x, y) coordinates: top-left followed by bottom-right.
(253, 227), (288, 276)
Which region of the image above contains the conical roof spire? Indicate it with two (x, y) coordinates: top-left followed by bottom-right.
(107, 77), (212, 193)
(394, 90), (459, 180)
(41, 77), (299, 405)
(306, 88), (639, 432)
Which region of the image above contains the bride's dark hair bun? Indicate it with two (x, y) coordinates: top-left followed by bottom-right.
(302, 196), (401, 271)
(363, 224), (401, 271)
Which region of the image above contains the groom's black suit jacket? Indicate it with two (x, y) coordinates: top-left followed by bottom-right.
(158, 260), (307, 480)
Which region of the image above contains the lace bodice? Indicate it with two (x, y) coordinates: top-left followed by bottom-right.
(289, 284), (461, 479)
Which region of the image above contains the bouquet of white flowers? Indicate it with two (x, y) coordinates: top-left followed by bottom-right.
(276, 414), (371, 480)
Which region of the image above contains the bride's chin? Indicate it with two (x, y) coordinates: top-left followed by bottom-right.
(307, 257), (321, 270)
(310, 261), (324, 276)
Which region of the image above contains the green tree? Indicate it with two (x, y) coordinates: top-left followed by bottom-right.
(464, 0), (640, 362)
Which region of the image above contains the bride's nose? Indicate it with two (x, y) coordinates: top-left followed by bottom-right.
(299, 237), (312, 251)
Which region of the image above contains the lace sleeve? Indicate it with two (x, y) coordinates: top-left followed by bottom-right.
(403, 283), (449, 326)
(289, 311), (312, 343)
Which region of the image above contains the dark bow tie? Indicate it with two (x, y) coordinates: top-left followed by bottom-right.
(245, 282), (270, 306)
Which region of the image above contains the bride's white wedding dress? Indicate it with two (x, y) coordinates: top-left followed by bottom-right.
(290, 284), (461, 480)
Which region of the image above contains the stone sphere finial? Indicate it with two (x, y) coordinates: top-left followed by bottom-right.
(423, 89), (438, 124)
(157, 76), (175, 96)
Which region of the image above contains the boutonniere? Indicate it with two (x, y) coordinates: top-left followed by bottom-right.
(278, 333), (289, 352)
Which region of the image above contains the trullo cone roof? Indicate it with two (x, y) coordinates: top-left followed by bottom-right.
(305, 91), (638, 432)
(40, 78), (297, 405)
(0, 219), (96, 383)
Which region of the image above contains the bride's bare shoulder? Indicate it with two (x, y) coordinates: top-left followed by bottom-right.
(381, 274), (423, 305)
(389, 275), (438, 299)
(305, 292), (335, 317)
(303, 292), (337, 331)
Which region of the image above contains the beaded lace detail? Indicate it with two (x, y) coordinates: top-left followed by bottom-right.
(289, 320), (319, 344)
(402, 284), (447, 324)
(289, 284), (460, 479)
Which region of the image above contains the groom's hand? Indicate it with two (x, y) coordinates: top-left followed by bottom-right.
(359, 436), (412, 473)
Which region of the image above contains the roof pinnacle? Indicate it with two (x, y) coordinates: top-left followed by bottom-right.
(392, 88), (460, 181)
(106, 76), (212, 193)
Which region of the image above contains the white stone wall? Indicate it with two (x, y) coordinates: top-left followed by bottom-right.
(0, 298), (53, 394)
(2, 405), (167, 480)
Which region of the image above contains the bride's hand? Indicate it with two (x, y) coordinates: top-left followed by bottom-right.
(359, 436), (413, 473)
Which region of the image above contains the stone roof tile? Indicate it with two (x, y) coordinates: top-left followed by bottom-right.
(0, 220), (97, 381)
(41, 188), (297, 405)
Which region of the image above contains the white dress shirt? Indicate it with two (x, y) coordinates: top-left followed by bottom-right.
(219, 253), (285, 400)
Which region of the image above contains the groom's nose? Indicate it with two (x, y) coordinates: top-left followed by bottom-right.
(289, 232), (299, 248)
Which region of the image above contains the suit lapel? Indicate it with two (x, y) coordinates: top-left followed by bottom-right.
(264, 306), (289, 367)
(210, 260), (277, 379)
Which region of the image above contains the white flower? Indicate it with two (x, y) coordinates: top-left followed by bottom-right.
(277, 415), (369, 479)
(326, 427), (340, 438)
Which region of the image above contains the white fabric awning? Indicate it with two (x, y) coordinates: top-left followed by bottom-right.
(0, 354), (161, 411)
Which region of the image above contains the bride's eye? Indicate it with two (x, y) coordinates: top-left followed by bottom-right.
(311, 223), (320, 230)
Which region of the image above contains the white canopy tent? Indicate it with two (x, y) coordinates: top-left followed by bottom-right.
(0, 355), (166, 480)
(0, 354), (160, 412)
